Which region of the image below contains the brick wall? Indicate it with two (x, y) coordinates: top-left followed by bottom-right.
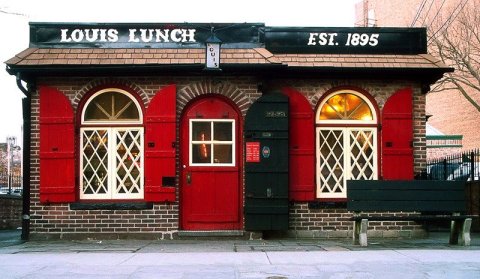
(289, 203), (425, 238)
(0, 195), (22, 230)
(31, 76), (261, 240)
(29, 75), (426, 239)
(30, 204), (179, 240)
(427, 146), (463, 160)
(427, 89), (480, 151)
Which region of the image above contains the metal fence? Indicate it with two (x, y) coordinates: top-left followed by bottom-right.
(0, 172), (22, 195)
(426, 149), (480, 181)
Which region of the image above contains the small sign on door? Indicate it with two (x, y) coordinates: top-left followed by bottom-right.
(246, 142), (260, 162)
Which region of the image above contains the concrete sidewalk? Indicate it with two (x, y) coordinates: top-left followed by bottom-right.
(0, 230), (479, 278)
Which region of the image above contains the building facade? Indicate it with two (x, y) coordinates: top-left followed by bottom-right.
(6, 22), (450, 239)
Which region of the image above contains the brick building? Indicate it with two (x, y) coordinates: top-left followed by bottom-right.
(355, 0), (480, 152)
(5, 22), (450, 239)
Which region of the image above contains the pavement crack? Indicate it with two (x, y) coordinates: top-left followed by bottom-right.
(117, 253), (137, 266)
(392, 249), (422, 263)
(264, 251), (273, 265)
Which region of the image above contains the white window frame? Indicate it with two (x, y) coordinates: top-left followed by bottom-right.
(189, 119), (236, 167)
(81, 88), (143, 125)
(316, 127), (378, 199)
(80, 88), (144, 200)
(315, 90), (377, 125)
(80, 127), (144, 200)
(315, 90), (378, 199)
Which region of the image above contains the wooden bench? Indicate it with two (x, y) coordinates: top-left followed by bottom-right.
(347, 180), (475, 246)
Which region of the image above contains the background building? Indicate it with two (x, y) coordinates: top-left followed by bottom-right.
(355, 0), (480, 152)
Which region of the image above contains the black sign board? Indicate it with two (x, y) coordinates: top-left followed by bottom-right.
(29, 22), (264, 49)
(265, 27), (427, 54)
(28, 22), (427, 55)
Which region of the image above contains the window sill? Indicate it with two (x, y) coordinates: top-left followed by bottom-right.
(70, 202), (153, 210)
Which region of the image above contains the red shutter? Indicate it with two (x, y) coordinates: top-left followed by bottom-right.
(382, 88), (414, 180)
(283, 88), (315, 201)
(144, 84), (176, 202)
(39, 86), (76, 203)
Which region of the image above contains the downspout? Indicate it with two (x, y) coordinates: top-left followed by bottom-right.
(15, 72), (32, 241)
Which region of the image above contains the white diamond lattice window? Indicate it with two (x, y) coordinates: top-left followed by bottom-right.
(316, 90), (378, 199)
(80, 89), (144, 200)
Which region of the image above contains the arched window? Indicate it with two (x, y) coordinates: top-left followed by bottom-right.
(318, 92), (375, 123)
(80, 89), (144, 200)
(316, 90), (378, 199)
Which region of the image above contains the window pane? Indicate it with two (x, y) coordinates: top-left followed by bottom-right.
(115, 129), (143, 196)
(349, 103), (373, 121)
(192, 122), (211, 141)
(319, 93), (373, 121)
(349, 130), (375, 180)
(214, 122), (232, 141)
(192, 144), (211, 163)
(81, 129), (109, 195)
(319, 129), (345, 195)
(84, 93), (111, 121)
(214, 144), (232, 163)
(344, 94), (362, 116)
(84, 91), (140, 122)
(114, 94), (139, 120)
(320, 103), (342, 120)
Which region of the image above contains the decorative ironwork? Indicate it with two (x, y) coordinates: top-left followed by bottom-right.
(426, 149), (479, 181)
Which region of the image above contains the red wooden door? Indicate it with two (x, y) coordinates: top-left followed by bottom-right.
(180, 96), (242, 230)
(382, 88), (414, 180)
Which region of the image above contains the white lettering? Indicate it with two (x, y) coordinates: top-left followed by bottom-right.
(99, 29), (107, 42)
(345, 33), (379, 46)
(60, 29), (71, 42)
(107, 29), (118, 42)
(182, 29), (196, 42)
(61, 28), (118, 43)
(155, 29), (170, 42)
(170, 29), (182, 42)
(369, 34), (379, 46)
(85, 29), (99, 42)
(129, 29), (140, 42)
(140, 29), (154, 42)
(60, 27), (197, 44)
(328, 33), (338, 46)
(307, 33), (317, 45)
(318, 33), (328, 45)
(71, 29), (84, 42)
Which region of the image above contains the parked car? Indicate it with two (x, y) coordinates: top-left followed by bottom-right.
(447, 163), (479, 181)
(0, 188), (8, 195)
(427, 162), (461, 180)
(11, 188), (23, 196)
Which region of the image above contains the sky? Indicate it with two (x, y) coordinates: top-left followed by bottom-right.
(0, 0), (358, 146)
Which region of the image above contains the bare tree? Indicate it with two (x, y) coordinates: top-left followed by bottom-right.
(427, 0), (480, 111)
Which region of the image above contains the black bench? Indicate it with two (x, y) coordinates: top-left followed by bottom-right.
(347, 180), (475, 246)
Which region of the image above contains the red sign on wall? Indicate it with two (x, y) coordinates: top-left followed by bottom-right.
(246, 142), (260, 162)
